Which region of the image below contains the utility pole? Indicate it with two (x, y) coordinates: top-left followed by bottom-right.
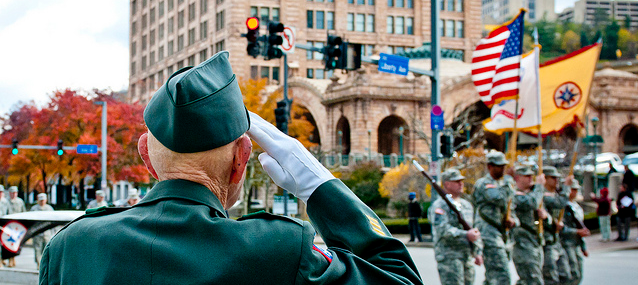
(94, 101), (108, 201)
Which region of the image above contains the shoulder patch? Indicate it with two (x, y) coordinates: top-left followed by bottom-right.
(312, 244), (333, 263)
(237, 211), (303, 226)
(485, 184), (496, 188)
(434, 208), (446, 215)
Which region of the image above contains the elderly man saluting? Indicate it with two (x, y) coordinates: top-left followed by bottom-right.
(39, 51), (421, 284)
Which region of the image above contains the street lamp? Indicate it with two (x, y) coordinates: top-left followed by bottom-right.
(398, 127), (404, 164)
(591, 116), (599, 192)
(367, 129), (372, 160)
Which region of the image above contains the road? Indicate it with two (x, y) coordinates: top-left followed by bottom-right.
(4, 245), (638, 284)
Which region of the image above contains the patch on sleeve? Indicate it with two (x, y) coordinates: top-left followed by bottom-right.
(485, 184), (496, 189)
(434, 208), (446, 215)
(366, 214), (387, 236)
(313, 244), (333, 263)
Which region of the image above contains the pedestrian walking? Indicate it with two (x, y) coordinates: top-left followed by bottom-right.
(590, 187), (612, 242)
(430, 168), (483, 285)
(615, 183), (635, 241)
(622, 164), (635, 192)
(30, 193), (55, 269)
(408, 192), (423, 242)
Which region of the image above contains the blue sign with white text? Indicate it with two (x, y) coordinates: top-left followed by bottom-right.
(76, 144), (98, 154)
(430, 105), (445, 131)
(378, 53), (409, 76)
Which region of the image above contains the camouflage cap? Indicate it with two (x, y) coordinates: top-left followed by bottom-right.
(8, 186), (18, 193)
(515, 165), (535, 176)
(37, 193), (47, 201)
(486, 151), (508, 166)
(570, 179), (581, 190)
(442, 168), (465, 182)
(95, 190), (105, 197)
(543, 166), (562, 178)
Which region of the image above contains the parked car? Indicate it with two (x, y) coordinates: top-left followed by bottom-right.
(573, 152), (624, 176)
(622, 152), (638, 177)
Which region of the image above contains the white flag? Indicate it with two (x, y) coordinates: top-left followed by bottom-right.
(483, 49), (541, 133)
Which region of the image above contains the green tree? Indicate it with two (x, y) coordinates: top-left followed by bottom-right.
(593, 8), (610, 29)
(602, 19), (620, 60)
(561, 30), (581, 53)
(624, 14), (632, 29)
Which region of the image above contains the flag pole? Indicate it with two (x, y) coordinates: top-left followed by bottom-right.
(508, 10), (526, 164)
(533, 27), (543, 174)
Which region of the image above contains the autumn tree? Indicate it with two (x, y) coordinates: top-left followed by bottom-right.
(378, 163), (428, 218)
(561, 30), (581, 53)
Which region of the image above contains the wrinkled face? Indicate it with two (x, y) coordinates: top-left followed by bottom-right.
(515, 174), (533, 190)
(443, 180), (465, 197)
(488, 164), (505, 180)
(545, 175), (558, 190)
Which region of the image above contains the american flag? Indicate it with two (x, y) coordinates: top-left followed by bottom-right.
(471, 10), (525, 108)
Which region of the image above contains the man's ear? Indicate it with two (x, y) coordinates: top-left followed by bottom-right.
(229, 135), (252, 184)
(138, 132), (159, 180)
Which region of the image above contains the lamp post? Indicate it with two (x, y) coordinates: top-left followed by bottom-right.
(398, 127), (404, 164)
(337, 130), (343, 165)
(592, 116), (599, 192)
(367, 129), (372, 160)
(94, 101), (108, 201)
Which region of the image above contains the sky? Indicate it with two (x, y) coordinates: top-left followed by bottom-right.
(555, 0), (578, 13)
(0, 0), (129, 117)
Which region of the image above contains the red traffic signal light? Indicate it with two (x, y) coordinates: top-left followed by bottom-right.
(246, 17), (259, 31)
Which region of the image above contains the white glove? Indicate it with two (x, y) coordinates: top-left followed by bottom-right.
(246, 111), (334, 203)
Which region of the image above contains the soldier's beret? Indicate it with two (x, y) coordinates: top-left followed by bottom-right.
(144, 51), (250, 153)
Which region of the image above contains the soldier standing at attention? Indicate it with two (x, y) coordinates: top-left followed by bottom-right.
(30, 193), (55, 269)
(558, 180), (590, 285)
(430, 168), (483, 285)
(541, 166), (571, 285)
(512, 166), (547, 285)
(472, 151), (518, 285)
(39, 51), (422, 284)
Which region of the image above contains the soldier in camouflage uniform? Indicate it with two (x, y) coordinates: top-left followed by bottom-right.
(558, 180), (590, 285)
(472, 152), (518, 285)
(541, 166), (571, 285)
(30, 193), (55, 269)
(430, 168), (483, 285)
(512, 166), (547, 285)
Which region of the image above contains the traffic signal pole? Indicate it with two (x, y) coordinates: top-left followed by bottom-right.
(282, 52), (290, 216)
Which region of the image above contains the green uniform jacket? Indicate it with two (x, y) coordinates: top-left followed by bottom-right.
(472, 174), (518, 247)
(39, 179), (421, 284)
(428, 197), (482, 261)
(512, 184), (544, 247)
(542, 187), (568, 245)
(560, 201), (586, 250)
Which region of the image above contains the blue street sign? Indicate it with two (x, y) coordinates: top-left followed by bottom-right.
(378, 53), (409, 76)
(76, 144), (98, 154)
(430, 105), (444, 131)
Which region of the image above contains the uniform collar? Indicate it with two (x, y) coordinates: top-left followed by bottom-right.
(136, 179), (228, 218)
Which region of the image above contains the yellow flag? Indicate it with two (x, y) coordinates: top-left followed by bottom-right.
(528, 43), (602, 136)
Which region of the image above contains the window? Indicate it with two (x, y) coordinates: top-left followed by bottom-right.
(157, 71), (164, 86)
(142, 14), (148, 29)
(216, 10), (224, 30)
(306, 41), (314, 59)
(272, 8), (280, 22)
(347, 13), (354, 31)
(142, 56), (147, 70)
(396, 0), (404, 8)
(142, 34), (147, 50)
(201, 0), (208, 14)
(188, 28), (196, 45)
(316, 69), (324, 79)
(178, 34), (184, 51)
(317, 11), (325, 29)
(168, 17), (174, 33)
(357, 0), (365, 4)
(456, 20), (464, 37)
(439, 19), (444, 36)
(386, 46), (393, 54)
(178, 10), (184, 28)
(168, 40), (174, 55)
(140, 79), (146, 96)
(440, 0), (444, 10)
(406, 17), (413, 34)
(178, 0), (184, 4)
(366, 14), (375, 32)
(356, 14), (365, 32)
(307, 11), (314, 28)
(148, 75), (154, 93)
(159, 1), (165, 16)
(388, 0), (393, 7)
(189, 3), (196, 22)
(150, 51), (156, 65)
(456, 0), (463, 12)
(395, 46), (404, 54)
(131, 61), (136, 75)
(307, 68), (314, 78)
(395, 16), (404, 34)
(348, 0), (354, 3)
(251, 66), (258, 79)
(314, 42), (324, 60)
(168, 65), (174, 75)
(131, 42), (136, 56)
(215, 40), (225, 52)
(407, 0), (413, 8)
(250, 6), (258, 17)
(177, 60), (184, 69)
(132, 21), (137, 36)
(327, 12), (334, 30)
(387, 16), (393, 33)
(272, 66), (280, 82)
(143, 0), (147, 7)
(445, 19), (454, 37)
(159, 23), (164, 39)
(150, 8), (156, 24)
(168, 0), (174, 11)
(132, 0), (137, 15)
(200, 49), (208, 63)
(366, 44), (373, 55)
(200, 21), (207, 39)
(188, 55), (195, 66)
(260, 7), (270, 21)
(448, 0), (454, 11)
(158, 46), (164, 60)
(150, 29), (155, 46)
(261, 66), (270, 79)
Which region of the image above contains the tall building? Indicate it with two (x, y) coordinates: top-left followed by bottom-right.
(558, 0), (638, 29)
(482, 0), (555, 25)
(128, 0), (482, 103)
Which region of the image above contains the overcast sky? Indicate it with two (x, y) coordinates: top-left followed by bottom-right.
(0, 0), (129, 117)
(555, 0), (577, 13)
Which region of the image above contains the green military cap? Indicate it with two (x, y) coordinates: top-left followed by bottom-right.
(441, 168), (465, 182)
(570, 179), (581, 190)
(8, 186), (18, 193)
(144, 51), (250, 153)
(486, 151), (508, 165)
(543, 166), (562, 178)
(515, 165), (535, 176)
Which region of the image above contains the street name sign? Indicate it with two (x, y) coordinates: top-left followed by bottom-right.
(378, 53), (409, 76)
(76, 144), (98, 154)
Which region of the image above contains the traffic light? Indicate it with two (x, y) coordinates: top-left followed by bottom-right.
(57, 139), (64, 156)
(440, 133), (454, 158)
(338, 42), (362, 70)
(323, 35), (342, 70)
(266, 22), (284, 59)
(245, 17), (261, 58)
(11, 139), (18, 155)
(274, 100), (289, 134)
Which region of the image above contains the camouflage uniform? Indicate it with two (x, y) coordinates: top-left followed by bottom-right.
(0, 185), (9, 217)
(430, 169), (482, 285)
(541, 167), (570, 285)
(559, 182), (586, 285)
(512, 167), (545, 285)
(472, 152), (518, 285)
(30, 196), (55, 269)
(8, 186), (26, 214)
